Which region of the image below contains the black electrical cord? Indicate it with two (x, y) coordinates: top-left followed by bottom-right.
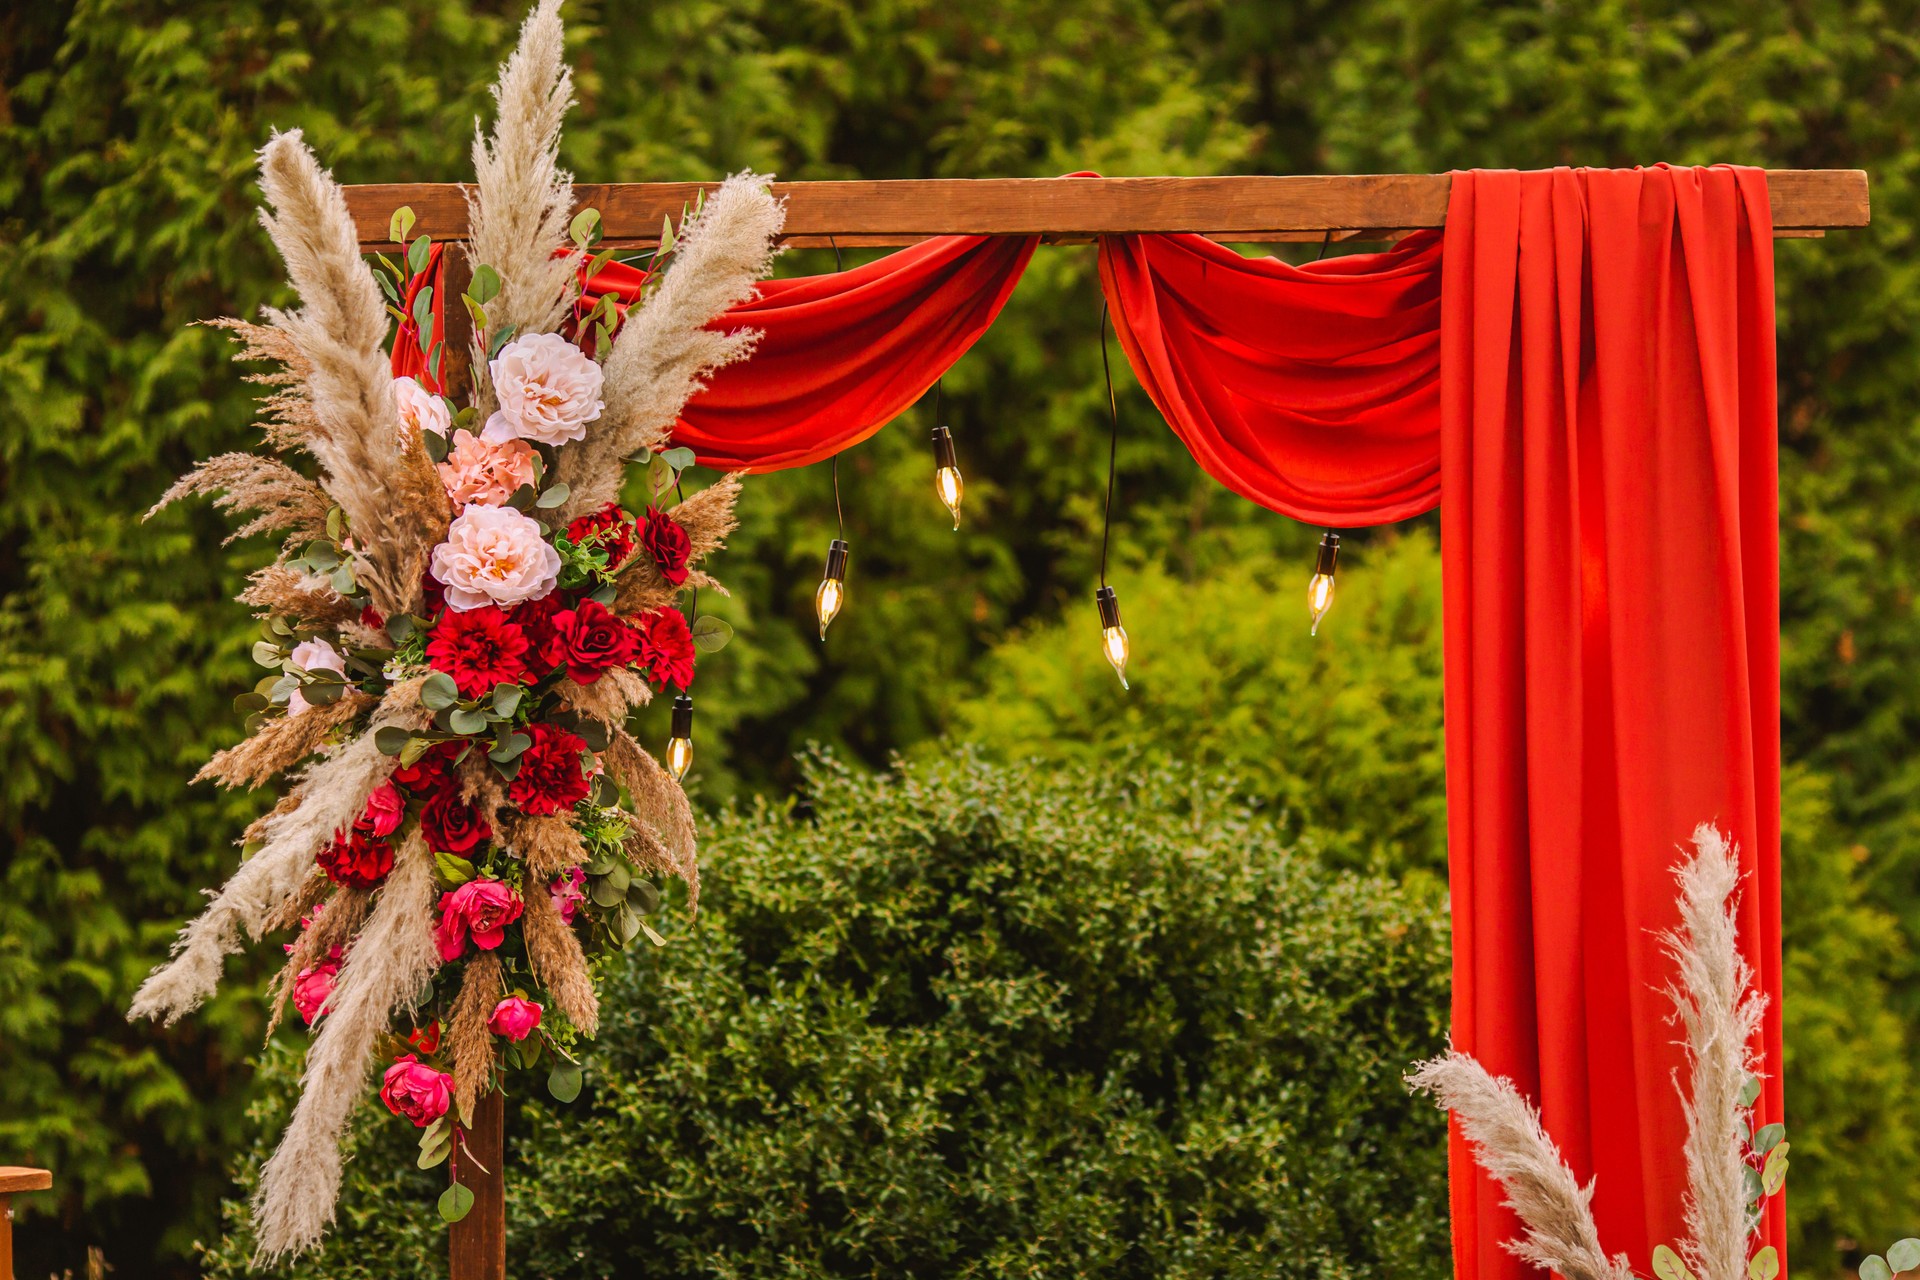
(1098, 302), (1120, 589)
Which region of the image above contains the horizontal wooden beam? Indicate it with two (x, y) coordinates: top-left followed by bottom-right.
(343, 171), (1868, 248)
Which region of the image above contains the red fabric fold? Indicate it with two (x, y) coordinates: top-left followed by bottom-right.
(1096, 228), (1445, 524)
(1440, 165), (1784, 1280)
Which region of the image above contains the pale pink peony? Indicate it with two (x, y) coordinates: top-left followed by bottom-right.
(291, 961), (339, 1025)
(286, 638), (346, 715)
(549, 866), (587, 925)
(429, 504), (561, 612)
(379, 1054), (453, 1127)
(437, 428), (538, 507)
(392, 375), (451, 439)
(487, 995), (543, 1042)
(479, 332), (605, 446)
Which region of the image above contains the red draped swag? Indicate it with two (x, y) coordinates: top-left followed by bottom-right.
(403, 165), (1785, 1280)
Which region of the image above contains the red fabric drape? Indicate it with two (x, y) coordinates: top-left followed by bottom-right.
(392, 242), (448, 392)
(1439, 167), (1783, 1280)
(1097, 228), (1445, 525)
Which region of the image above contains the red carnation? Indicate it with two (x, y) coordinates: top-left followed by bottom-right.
(513, 592), (572, 673)
(506, 722), (592, 816)
(553, 599), (640, 685)
(392, 741), (462, 795)
(640, 506), (692, 585)
(421, 789), (492, 854)
(318, 829), (396, 888)
(566, 503), (637, 568)
(634, 607), (696, 690)
(426, 604), (531, 699)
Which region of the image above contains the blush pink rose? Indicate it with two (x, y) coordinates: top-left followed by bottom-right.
(480, 332), (605, 446)
(392, 375), (451, 439)
(438, 428), (538, 507)
(379, 1054), (453, 1127)
(291, 961), (339, 1025)
(286, 638), (346, 715)
(429, 504), (561, 612)
(433, 877), (525, 961)
(549, 867), (587, 925)
(487, 995), (543, 1042)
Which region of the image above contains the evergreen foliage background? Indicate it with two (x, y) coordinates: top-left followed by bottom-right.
(2, 1), (1917, 1274)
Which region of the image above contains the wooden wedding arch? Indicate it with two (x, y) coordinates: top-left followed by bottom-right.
(347, 168), (1875, 1280)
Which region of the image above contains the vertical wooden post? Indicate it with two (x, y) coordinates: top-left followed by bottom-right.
(0, 1168), (52, 1280)
(449, 1091), (506, 1280)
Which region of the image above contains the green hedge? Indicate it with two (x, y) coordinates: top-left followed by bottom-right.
(205, 751), (1450, 1278)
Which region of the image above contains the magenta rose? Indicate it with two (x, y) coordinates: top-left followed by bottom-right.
(433, 877), (524, 961)
(357, 782), (405, 838)
(291, 961), (339, 1025)
(487, 996), (543, 1042)
(549, 867), (587, 925)
(379, 1054), (453, 1127)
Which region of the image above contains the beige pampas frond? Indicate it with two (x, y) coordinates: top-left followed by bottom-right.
(502, 810), (586, 877)
(195, 693), (375, 790)
(251, 831), (441, 1261)
(1409, 1052), (1636, 1280)
(555, 178), (785, 519)
(254, 131), (443, 619)
(239, 565), (359, 629)
(520, 870), (597, 1035)
(466, 0), (578, 397)
(448, 952), (503, 1119)
(554, 667), (651, 727)
(129, 731), (395, 1024)
(1663, 824), (1768, 1280)
(603, 726), (698, 912)
(149, 453), (333, 550)
(202, 318), (322, 452)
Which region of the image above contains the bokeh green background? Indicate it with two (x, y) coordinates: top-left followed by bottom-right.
(4, 0), (1919, 1274)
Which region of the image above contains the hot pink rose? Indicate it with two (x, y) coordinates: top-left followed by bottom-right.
(480, 332), (605, 446)
(392, 375), (451, 439)
(379, 1054), (453, 1127)
(357, 781), (405, 838)
(437, 428), (538, 507)
(291, 961), (338, 1025)
(433, 877), (524, 961)
(487, 995), (543, 1042)
(429, 504), (561, 612)
(285, 638), (346, 715)
(549, 867), (587, 925)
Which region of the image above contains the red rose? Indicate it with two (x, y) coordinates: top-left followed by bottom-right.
(408, 1020), (443, 1055)
(513, 592), (572, 672)
(553, 599), (639, 685)
(392, 741), (462, 795)
(318, 829), (395, 888)
(426, 604), (531, 699)
(640, 506), (691, 585)
(566, 503), (637, 568)
(359, 603), (386, 630)
(507, 722), (592, 816)
(433, 877), (524, 960)
(421, 789), (491, 854)
(356, 782), (405, 838)
(634, 607), (696, 690)
(380, 1054), (452, 1127)
(420, 567), (446, 617)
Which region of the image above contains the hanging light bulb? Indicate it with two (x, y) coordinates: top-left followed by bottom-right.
(1094, 585), (1130, 690)
(665, 694), (694, 782)
(816, 538), (849, 640)
(1308, 530), (1340, 635)
(931, 425), (964, 529)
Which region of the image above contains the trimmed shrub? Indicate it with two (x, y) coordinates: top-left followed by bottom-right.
(206, 750), (1450, 1278)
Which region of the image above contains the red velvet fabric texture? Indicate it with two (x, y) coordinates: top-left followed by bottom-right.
(1440, 166), (1783, 1280)
(1096, 228), (1445, 524)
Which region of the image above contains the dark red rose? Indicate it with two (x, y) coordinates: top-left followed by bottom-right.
(421, 789), (492, 854)
(426, 604), (531, 699)
(553, 599), (639, 685)
(640, 506), (692, 585)
(420, 567), (446, 617)
(507, 722), (593, 816)
(359, 603), (386, 630)
(407, 1020), (443, 1055)
(392, 741), (462, 795)
(634, 607), (696, 690)
(566, 503), (637, 568)
(513, 593), (572, 672)
(318, 828), (396, 888)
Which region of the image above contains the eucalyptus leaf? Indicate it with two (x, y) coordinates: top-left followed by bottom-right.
(386, 614), (417, 645)
(1864, 1257), (1896, 1280)
(491, 685), (525, 719)
(591, 876), (626, 908)
(576, 718), (611, 752)
(437, 1181), (475, 1224)
(488, 731), (532, 764)
(326, 506), (344, 541)
(691, 615), (733, 653)
(507, 483), (536, 511)
(407, 232), (431, 276)
(233, 691), (270, 714)
(424, 427), (450, 464)
(660, 446), (696, 472)
(434, 851), (477, 887)
(1749, 1246), (1779, 1280)
(536, 481), (571, 509)
(449, 706), (490, 736)
(1750, 1122), (1785, 1154)
(647, 452), (675, 497)
(467, 262), (501, 304)
(412, 285), (434, 332)
(1652, 1245), (1694, 1280)
(420, 671), (461, 711)
(374, 726), (413, 756)
(329, 563), (357, 594)
(461, 294), (487, 333)
(548, 1062), (583, 1104)
(488, 323), (518, 359)
(251, 640), (283, 667)
(302, 680), (344, 707)
(589, 773), (619, 807)
(1738, 1076), (1763, 1108)
(568, 207), (601, 247)
(588, 581), (616, 607)
(398, 736), (434, 767)
(1887, 1240), (1920, 1273)
(388, 205), (415, 245)
(604, 860), (631, 893)
(630, 879), (661, 914)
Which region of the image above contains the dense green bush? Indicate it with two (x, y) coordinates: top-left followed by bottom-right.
(204, 752), (1451, 1278)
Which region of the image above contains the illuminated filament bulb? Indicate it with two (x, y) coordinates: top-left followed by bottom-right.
(666, 694), (694, 782)
(1094, 585), (1130, 690)
(931, 425), (964, 529)
(816, 538), (849, 640)
(1308, 530), (1340, 635)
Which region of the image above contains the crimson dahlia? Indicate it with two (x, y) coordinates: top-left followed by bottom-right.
(426, 603), (531, 698)
(634, 607), (696, 690)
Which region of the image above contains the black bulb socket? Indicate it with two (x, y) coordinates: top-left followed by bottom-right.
(1315, 530), (1341, 576)
(823, 538), (849, 582)
(671, 694), (694, 738)
(932, 425), (958, 470)
(1095, 584), (1122, 629)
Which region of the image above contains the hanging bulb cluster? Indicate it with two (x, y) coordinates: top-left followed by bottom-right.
(1308, 530), (1340, 635)
(932, 425), (964, 529)
(816, 538), (849, 640)
(665, 694), (694, 782)
(1094, 585), (1129, 690)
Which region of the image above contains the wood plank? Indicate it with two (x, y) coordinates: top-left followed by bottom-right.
(343, 171), (1867, 247)
(448, 1092), (505, 1280)
(0, 1171), (48, 1196)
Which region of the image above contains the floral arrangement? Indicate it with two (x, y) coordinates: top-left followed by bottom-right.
(126, 0), (784, 1259)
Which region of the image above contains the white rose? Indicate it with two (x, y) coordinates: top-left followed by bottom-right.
(429, 504), (562, 612)
(392, 375), (451, 438)
(286, 638), (346, 716)
(479, 332), (604, 447)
